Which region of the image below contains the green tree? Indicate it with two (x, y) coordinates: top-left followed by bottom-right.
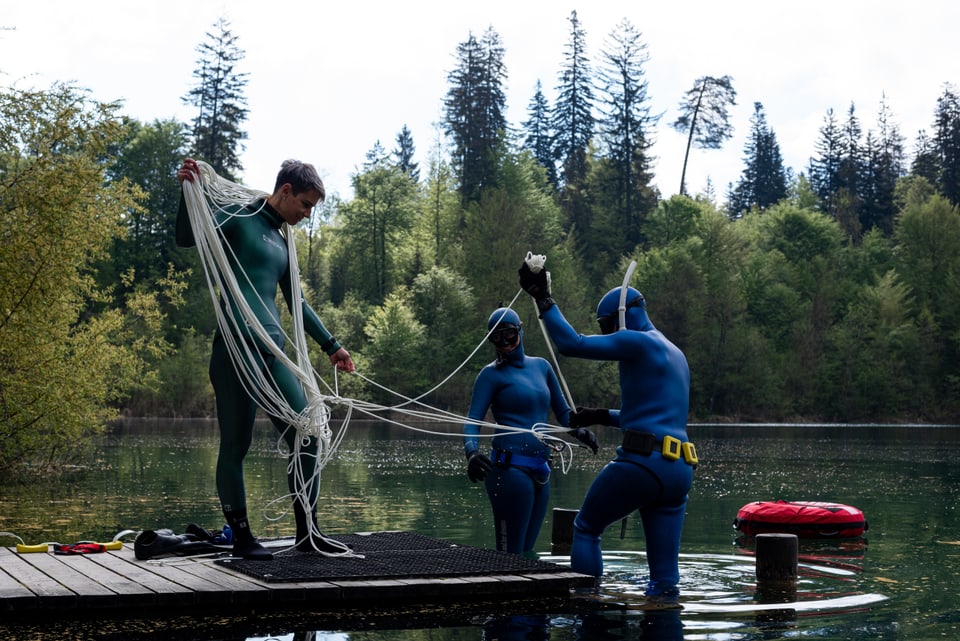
(520, 80), (557, 189)
(392, 124), (420, 183)
(671, 75), (737, 196)
(824, 271), (921, 419)
(592, 18), (659, 255)
(417, 137), (461, 268)
(340, 154), (418, 303)
(728, 103), (788, 217)
(742, 204), (846, 416)
(808, 107), (843, 209)
(443, 27), (507, 205)
(103, 118), (208, 337)
(461, 153), (565, 311)
(410, 266), (478, 409)
(893, 193), (960, 412)
(552, 10), (595, 237)
(363, 288), (428, 403)
(182, 16), (249, 180)
(931, 83), (960, 206)
(552, 10), (595, 190)
(859, 96), (906, 235)
(910, 130), (940, 187)
(0, 83), (175, 474)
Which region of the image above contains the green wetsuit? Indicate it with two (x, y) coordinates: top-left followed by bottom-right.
(177, 196), (340, 513)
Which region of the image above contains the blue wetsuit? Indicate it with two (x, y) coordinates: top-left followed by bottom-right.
(463, 327), (572, 555)
(540, 290), (692, 598)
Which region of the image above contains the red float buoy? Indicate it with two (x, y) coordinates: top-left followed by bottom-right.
(733, 500), (868, 538)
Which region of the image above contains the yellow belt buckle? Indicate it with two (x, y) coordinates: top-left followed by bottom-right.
(661, 435), (681, 461)
(682, 441), (699, 465)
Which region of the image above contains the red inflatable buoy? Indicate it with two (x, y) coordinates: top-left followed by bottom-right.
(733, 500), (868, 538)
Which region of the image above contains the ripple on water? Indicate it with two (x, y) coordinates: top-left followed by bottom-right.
(544, 549), (888, 617)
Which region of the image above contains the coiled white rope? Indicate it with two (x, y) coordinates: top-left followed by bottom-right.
(182, 162), (355, 556)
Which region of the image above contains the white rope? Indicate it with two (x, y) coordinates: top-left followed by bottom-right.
(523, 252), (576, 410)
(181, 162), (332, 440)
(182, 162), (355, 556)
(182, 182), (588, 549)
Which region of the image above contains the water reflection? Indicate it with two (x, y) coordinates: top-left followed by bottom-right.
(3, 421), (960, 640)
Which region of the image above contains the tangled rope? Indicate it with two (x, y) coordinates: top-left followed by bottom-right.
(182, 166), (586, 551)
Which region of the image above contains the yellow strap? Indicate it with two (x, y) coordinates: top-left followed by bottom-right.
(661, 435), (682, 461)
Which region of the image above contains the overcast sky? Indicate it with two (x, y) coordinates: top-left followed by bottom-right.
(3, 1), (958, 202)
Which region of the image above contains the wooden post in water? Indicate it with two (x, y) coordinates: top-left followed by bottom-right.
(551, 508), (578, 555)
(755, 533), (798, 604)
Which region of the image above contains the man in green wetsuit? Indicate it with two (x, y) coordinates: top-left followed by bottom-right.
(176, 157), (355, 560)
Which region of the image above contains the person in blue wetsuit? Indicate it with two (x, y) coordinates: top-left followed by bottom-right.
(519, 260), (695, 608)
(463, 307), (598, 557)
(176, 157), (355, 560)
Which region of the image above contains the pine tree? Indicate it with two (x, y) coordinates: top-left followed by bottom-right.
(671, 75), (737, 196)
(860, 96), (906, 235)
(181, 17), (249, 181)
(911, 130), (939, 186)
(552, 10), (595, 236)
(552, 10), (595, 190)
(808, 108), (843, 206)
(932, 83), (960, 205)
(521, 80), (557, 188)
(728, 103), (788, 217)
(837, 103), (865, 208)
(594, 17), (658, 249)
(392, 124), (420, 183)
(443, 27), (507, 204)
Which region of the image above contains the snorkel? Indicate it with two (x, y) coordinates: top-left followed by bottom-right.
(618, 260), (638, 332)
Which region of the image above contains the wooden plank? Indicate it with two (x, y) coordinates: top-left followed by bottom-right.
(166, 556), (272, 605)
(12, 546), (160, 610)
(0, 552), (38, 611)
(83, 549), (196, 607)
(0, 548), (78, 610)
(16, 552), (118, 608)
(111, 546), (231, 605)
(332, 577), (416, 601)
(385, 576), (476, 599)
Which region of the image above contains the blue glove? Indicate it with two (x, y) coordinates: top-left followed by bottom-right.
(466, 451), (492, 483)
(570, 428), (599, 454)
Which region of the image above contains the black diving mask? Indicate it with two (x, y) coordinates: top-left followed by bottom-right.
(597, 296), (645, 335)
(488, 326), (520, 347)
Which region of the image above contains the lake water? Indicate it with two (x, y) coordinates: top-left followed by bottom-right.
(1, 419), (959, 640)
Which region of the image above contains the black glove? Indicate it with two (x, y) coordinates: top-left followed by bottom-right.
(570, 427), (599, 454)
(518, 262), (555, 313)
(466, 451), (492, 483)
(518, 261), (551, 300)
(570, 407), (612, 428)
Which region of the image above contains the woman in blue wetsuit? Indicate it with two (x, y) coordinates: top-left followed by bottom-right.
(520, 261), (695, 608)
(463, 307), (598, 557)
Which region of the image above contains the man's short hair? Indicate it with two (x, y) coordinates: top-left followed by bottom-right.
(275, 159), (326, 202)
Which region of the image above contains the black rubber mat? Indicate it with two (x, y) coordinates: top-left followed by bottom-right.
(216, 531), (570, 583)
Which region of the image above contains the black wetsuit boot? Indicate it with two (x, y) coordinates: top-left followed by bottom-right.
(224, 509), (272, 560)
(294, 501), (349, 554)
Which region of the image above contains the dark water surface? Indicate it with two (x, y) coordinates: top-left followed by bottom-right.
(1, 420), (958, 640)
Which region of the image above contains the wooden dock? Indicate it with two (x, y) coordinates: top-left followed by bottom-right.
(0, 531), (595, 622)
